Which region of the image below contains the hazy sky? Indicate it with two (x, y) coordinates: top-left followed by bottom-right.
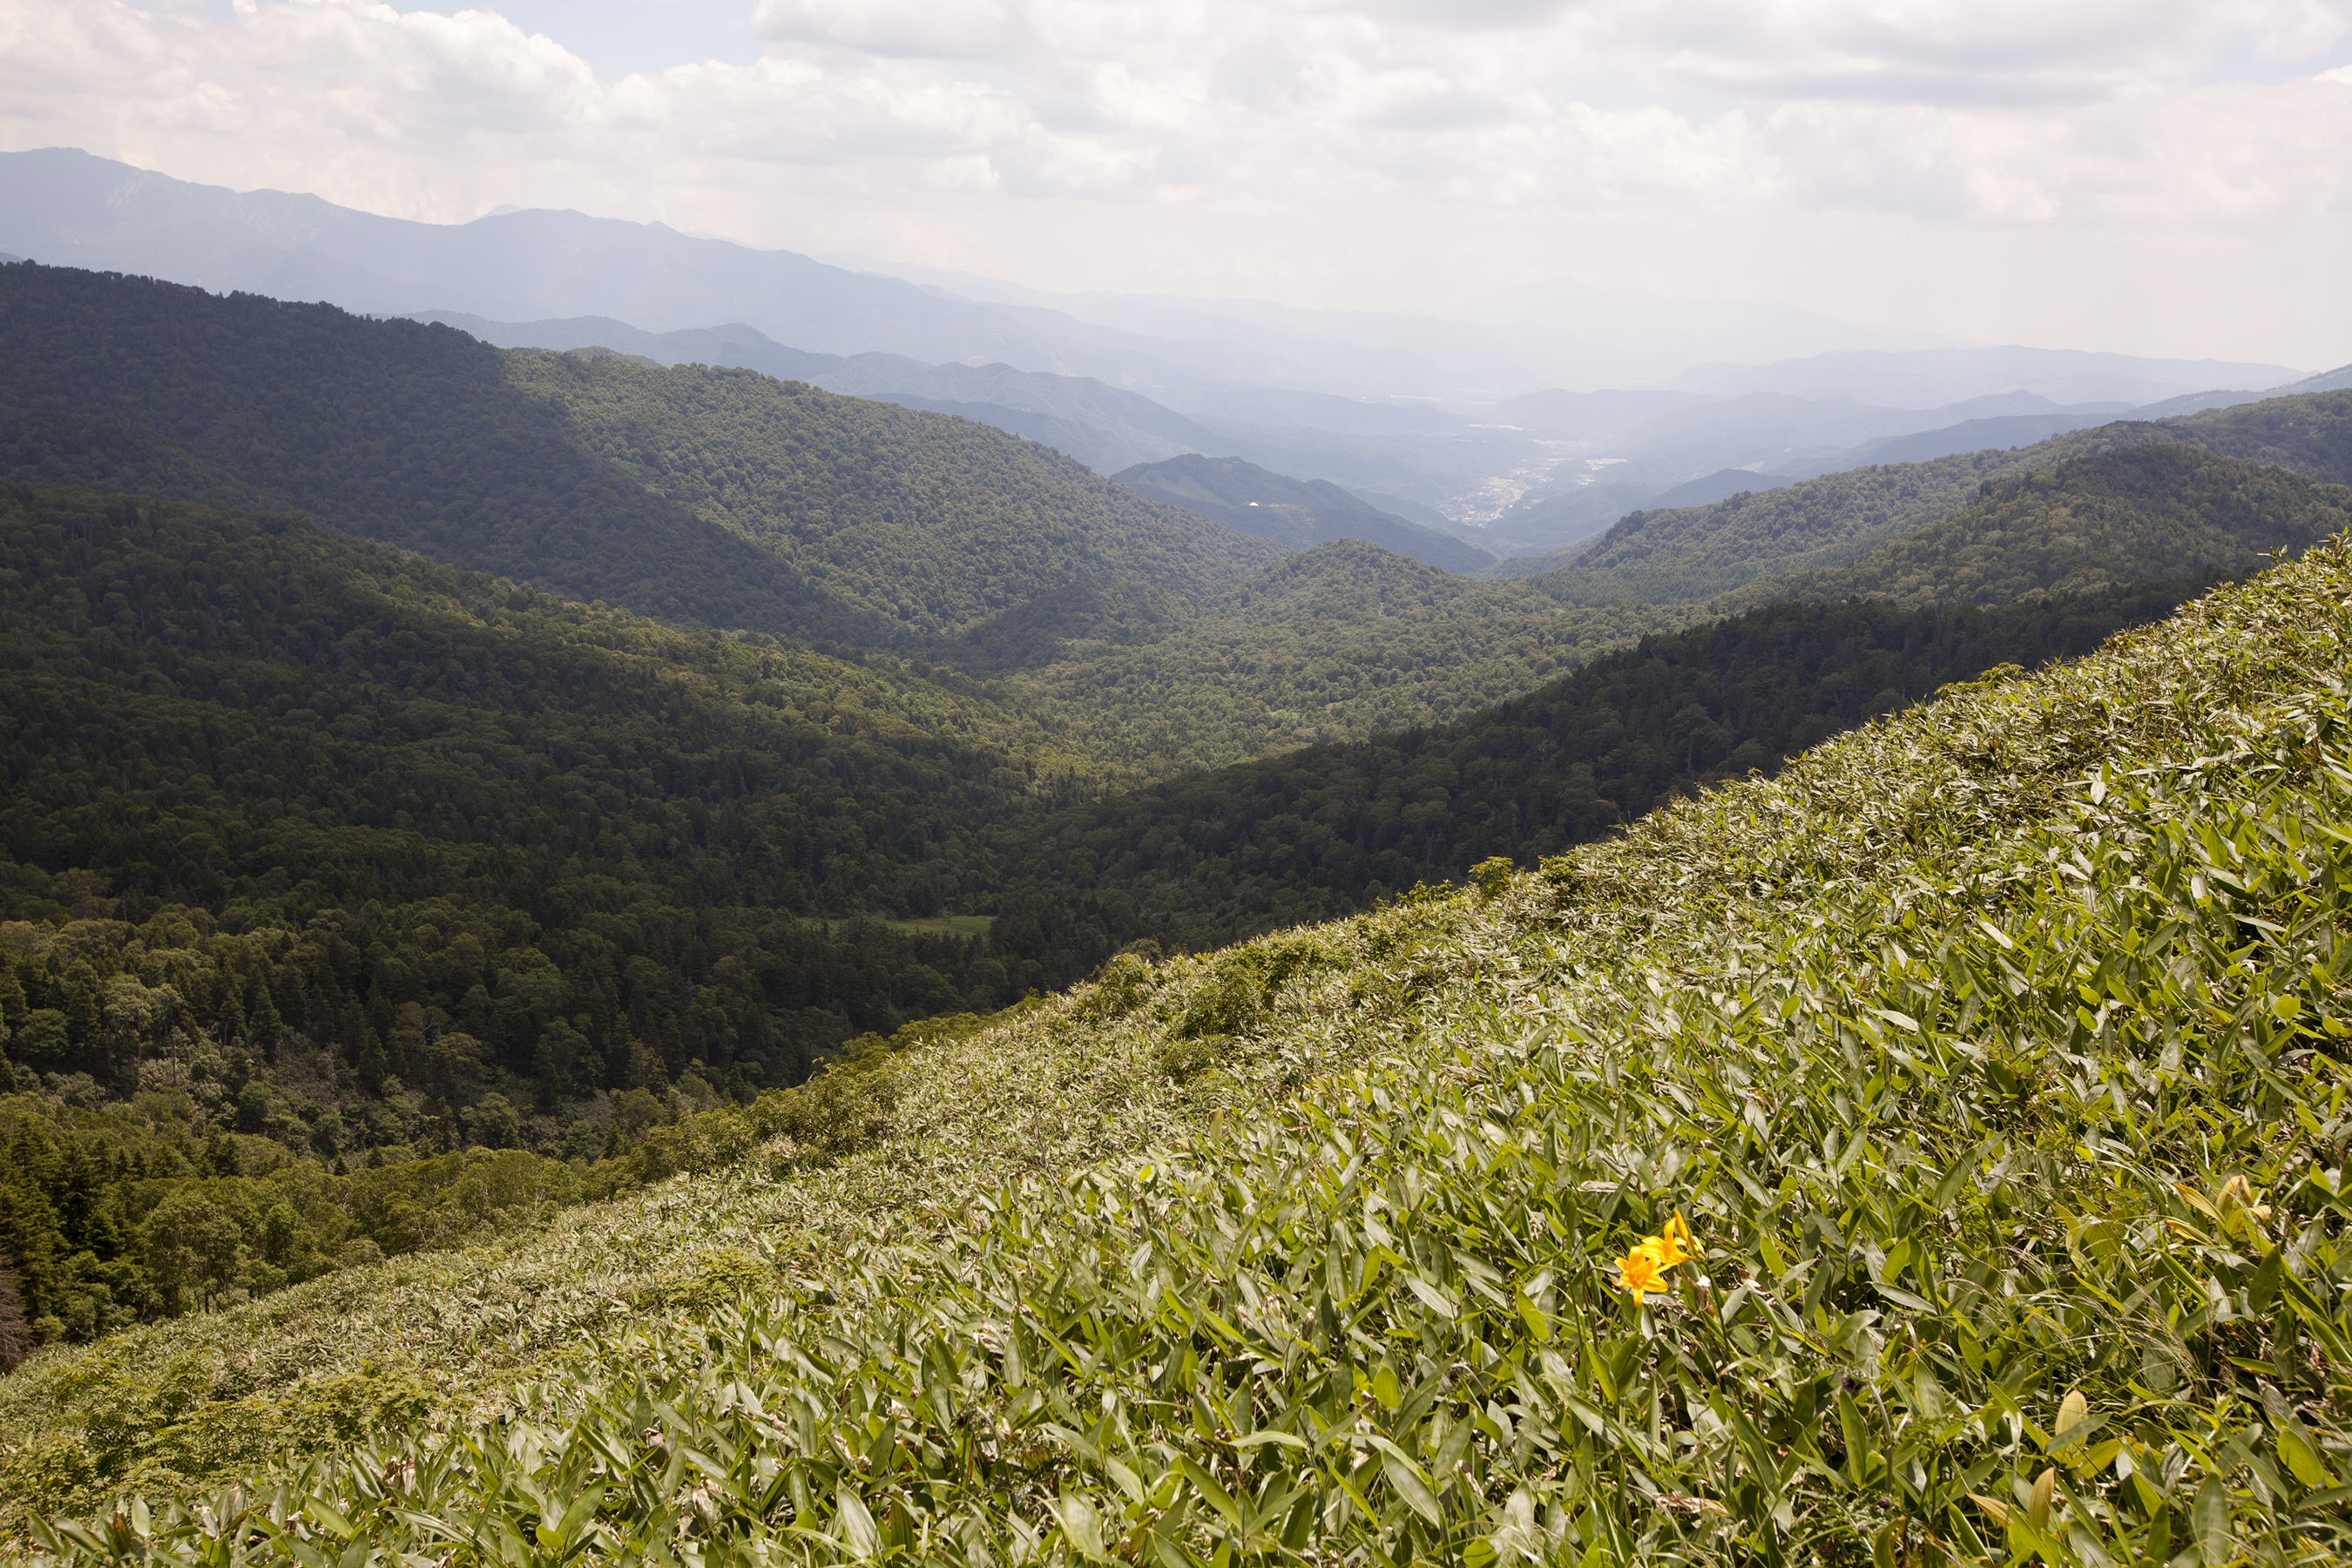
(6, 0), (2350, 366)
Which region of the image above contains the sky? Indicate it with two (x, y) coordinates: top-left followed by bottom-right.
(3, 0), (2350, 368)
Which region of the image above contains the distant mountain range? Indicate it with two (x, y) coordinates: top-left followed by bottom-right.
(8, 147), (2336, 574)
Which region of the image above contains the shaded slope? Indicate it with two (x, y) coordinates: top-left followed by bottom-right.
(0, 264), (1279, 656)
(0, 263), (837, 640)
(0, 483), (1112, 1110)
(1008, 582), (2205, 947)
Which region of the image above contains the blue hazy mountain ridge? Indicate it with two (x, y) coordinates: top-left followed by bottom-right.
(410, 310), (1225, 475)
(1666, 343), (2307, 407)
(2126, 362), (2352, 422)
(1777, 411), (2132, 477)
(817, 253), (1585, 402)
(1111, 454), (1497, 573)
(1484, 388), (1713, 436)
(1470, 466), (1812, 577)
(409, 311), (1516, 508)
(0, 148), (1049, 365)
(1476, 389), (2145, 564)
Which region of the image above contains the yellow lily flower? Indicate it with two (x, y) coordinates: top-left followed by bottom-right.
(1613, 1247), (1667, 1298)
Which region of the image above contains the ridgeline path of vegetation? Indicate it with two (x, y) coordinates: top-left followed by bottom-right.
(5, 537), (2351, 1562)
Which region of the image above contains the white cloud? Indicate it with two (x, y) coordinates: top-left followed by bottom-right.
(1, 0), (2348, 362)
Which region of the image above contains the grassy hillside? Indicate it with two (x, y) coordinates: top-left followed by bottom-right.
(1522, 389), (2352, 604)
(8, 536), (2350, 1562)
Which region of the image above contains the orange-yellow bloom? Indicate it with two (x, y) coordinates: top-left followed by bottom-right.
(1660, 1212), (1700, 1266)
(1613, 1247), (1667, 1297)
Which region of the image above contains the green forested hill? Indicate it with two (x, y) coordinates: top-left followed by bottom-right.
(0, 264), (1276, 656)
(1007, 580), (2206, 946)
(0, 482), (1119, 1122)
(0, 264), (826, 638)
(1520, 388), (2352, 603)
(505, 353), (1280, 645)
(9, 536), (2349, 1565)
(1004, 541), (1696, 773)
(0, 409), (273, 514)
(1112, 453), (1495, 574)
(1008, 437), (2352, 774)
(1745, 441), (2352, 610)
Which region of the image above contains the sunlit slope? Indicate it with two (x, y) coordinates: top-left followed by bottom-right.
(503, 352), (1281, 646)
(1518, 388), (2352, 603)
(1737, 441), (2352, 610)
(10, 537), (2352, 1561)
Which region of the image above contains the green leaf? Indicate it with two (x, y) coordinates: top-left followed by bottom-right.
(2193, 1475), (2230, 1567)
(835, 1485), (881, 1560)
(1051, 1494), (1110, 1564)
(2277, 1422), (2342, 1490)
(1366, 1436), (1445, 1526)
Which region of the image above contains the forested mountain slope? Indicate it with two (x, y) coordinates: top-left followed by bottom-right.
(1113, 454), (1494, 572)
(1004, 542), (1697, 773)
(8, 539), (2350, 1565)
(1736, 441), (2352, 611)
(0, 265), (828, 639)
(1007, 581), (2207, 947)
(504, 352), (1278, 646)
(1507, 388), (2352, 600)
(0, 264), (1276, 656)
(0, 482), (1124, 1119)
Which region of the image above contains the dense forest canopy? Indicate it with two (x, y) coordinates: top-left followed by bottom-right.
(0, 482), (1131, 1124)
(1730, 441), (2352, 611)
(1011, 580), (2210, 947)
(509, 353), (1281, 645)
